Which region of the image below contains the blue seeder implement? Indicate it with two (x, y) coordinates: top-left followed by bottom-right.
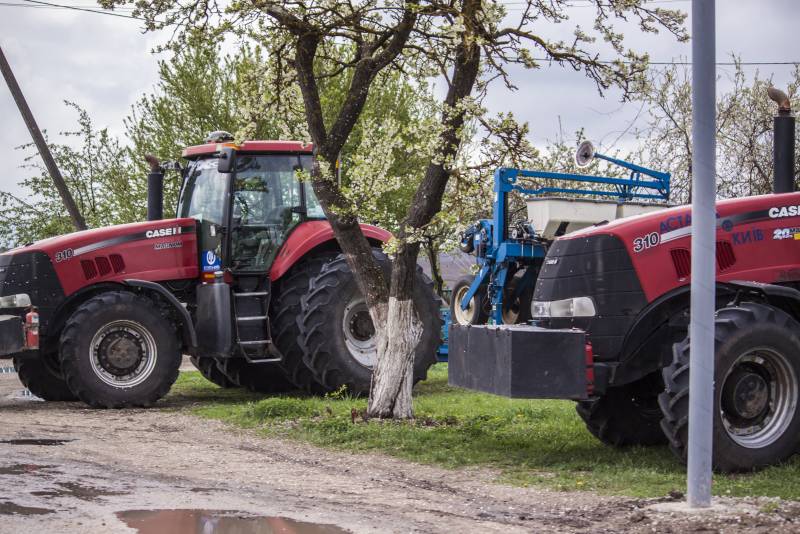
(457, 149), (671, 327)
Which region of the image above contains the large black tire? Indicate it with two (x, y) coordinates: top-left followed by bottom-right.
(271, 254), (335, 393)
(59, 291), (182, 408)
(576, 371), (667, 446)
(300, 250), (442, 395)
(217, 358), (297, 394)
(12, 352), (77, 401)
(189, 355), (237, 389)
(450, 276), (489, 326)
(660, 302), (800, 472)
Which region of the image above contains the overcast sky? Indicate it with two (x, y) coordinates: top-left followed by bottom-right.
(2, 0), (799, 201)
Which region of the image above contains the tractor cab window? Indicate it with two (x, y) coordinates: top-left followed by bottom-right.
(230, 155), (304, 271)
(299, 155), (326, 219)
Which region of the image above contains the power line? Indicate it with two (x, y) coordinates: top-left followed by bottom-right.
(18, 0), (143, 20)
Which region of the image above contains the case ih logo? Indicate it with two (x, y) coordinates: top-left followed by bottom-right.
(145, 227), (180, 239)
(769, 205), (800, 219)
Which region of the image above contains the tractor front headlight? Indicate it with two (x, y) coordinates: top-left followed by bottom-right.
(531, 296), (596, 318)
(0, 293), (31, 309)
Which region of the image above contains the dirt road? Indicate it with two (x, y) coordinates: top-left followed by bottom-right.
(0, 370), (797, 533)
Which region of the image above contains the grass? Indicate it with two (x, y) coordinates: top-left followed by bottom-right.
(170, 364), (800, 500)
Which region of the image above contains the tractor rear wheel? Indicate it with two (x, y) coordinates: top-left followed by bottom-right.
(271, 254), (335, 393)
(190, 355), (236, 389)
(59, 291), (182, 408)
(576, 371), (667, 446)
(300, 250), (441, 395)
(450, 276), (489, 326)
(13, 351), (77, 401)
(660, 302), (800, 472)
(217, 358), (297, 394)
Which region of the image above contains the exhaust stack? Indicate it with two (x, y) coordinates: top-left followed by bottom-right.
(768, 87), (795, 194)
(145, 154), (164, 221)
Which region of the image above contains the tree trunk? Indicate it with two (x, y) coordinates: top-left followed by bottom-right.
(424, 240), (445, 299)
(367, 13), (482, 419)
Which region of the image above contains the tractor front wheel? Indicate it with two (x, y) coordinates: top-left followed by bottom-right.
(13, 351), (77, 401)
(576, 371), (667, 446)
(59, 291), (182, 408)
(660, 302), (800, 472)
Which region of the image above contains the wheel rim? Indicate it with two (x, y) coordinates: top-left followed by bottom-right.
(502, 294), (520, 324)
(89, 320), (158, 388)
(720, 347), (798, 449)
(452, 286), (477, 325)
(342, 297), (376, 368)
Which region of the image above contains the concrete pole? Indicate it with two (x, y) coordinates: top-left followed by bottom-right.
(0, 45), (87, 231)
(687, 0), (716, 508)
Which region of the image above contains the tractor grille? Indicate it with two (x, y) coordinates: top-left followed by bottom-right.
(668, 241), (737, 280)
(81, 254), (126, 280)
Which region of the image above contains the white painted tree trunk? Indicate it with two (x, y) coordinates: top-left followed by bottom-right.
(367, 297), (423, 419)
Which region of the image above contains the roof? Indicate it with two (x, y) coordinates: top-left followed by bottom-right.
(182, 140), (314, 158)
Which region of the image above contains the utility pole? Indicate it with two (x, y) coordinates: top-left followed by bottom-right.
(0, 45), (87, 231)
(687, 0), (716, 508)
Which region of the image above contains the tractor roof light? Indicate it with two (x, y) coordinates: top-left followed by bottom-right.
(205, 131), (235, 144)
(532, 296), (596, 318)
(0, 293), (31, 309)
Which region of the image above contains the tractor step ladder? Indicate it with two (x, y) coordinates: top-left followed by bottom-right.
(232, 284), (281, 364)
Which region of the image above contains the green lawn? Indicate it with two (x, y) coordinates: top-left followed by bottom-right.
(170, 364), (800, 499)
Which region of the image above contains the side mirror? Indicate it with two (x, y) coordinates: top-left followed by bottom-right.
(217, 147), (236, 173)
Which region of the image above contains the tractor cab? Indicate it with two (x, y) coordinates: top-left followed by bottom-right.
(178, 137), (324, 276)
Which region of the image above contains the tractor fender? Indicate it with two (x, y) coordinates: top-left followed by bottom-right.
(269, 220), (391, 281)
(718, 280), (800, 318)
(124, 279), (198, 349)
(613, 283), (738, 386)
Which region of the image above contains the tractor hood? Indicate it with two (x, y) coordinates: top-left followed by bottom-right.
(553, 190), (800, 302)
(1, 218), (200, 296)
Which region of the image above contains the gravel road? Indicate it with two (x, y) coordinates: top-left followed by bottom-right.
(0, 368), (798, 533)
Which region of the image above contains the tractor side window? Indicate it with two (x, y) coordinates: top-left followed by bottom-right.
(298, 155), (325, 219)
(230, 155), (302, 271)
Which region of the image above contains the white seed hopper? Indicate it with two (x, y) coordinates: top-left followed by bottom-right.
(526, 197), (671, 240)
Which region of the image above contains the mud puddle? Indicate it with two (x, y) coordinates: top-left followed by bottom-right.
(0, 438), (72, 446)
(0, 501), (53, 516)
(0, 464), (56, 476)
(117, 509), (349, 534)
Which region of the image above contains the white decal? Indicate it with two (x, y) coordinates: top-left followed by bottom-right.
(769, 205), (800, 219)
(773, 227), (800, 240)
(146, 227), (180, 239)
(55, 248), (74, 262)
(633, 232), (660, 253)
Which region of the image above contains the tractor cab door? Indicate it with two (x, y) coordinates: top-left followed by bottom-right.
(228, 154), (306, 273)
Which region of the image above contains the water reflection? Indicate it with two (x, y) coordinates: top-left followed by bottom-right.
(117, 509), (349, 534)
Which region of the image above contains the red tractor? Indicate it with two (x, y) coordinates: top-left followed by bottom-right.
(0, 134), (441, 407)
(450, 95), (800, 471)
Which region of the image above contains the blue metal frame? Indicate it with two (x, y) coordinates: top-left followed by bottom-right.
(459, 153), (670, 325)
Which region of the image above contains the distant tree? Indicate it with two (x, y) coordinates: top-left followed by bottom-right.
(636, 60), (800, 202)
(0, 103), (137, 248)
